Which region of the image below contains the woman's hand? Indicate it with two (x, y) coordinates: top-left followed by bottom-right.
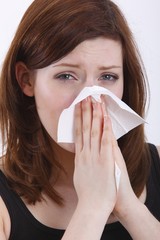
(73, 97), (117, 214)
(110, 132), (139, 218)
(65, 97), (160, 240)
(110, 121), (160, 240)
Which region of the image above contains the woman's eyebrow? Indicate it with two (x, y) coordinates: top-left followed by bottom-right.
(52, 63), (122, 70)
(52, 63), (80, 68)
(98, 65), (122, 70)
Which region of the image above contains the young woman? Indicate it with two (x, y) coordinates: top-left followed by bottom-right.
(0, 0), (160, 239)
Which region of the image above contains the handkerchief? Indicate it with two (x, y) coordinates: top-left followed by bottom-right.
(57, 85), (145, 143)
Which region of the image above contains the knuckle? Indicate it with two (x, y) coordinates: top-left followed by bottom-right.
(101, 132), (111, 146)
(83, 124), (90, 132)
(91, 129), (99, 138)
(75, 128), (82, 137)
(82, 103), (88, 112)
(93, 111), (101, 120)
(75, 111), (81, 119)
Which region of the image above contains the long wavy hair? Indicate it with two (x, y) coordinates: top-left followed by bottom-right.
(0, 0), (150, 204)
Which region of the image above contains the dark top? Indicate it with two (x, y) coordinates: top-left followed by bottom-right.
(0, 144), (160, 240)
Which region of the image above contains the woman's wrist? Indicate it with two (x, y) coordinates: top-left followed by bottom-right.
(114, 195), (142, 221)
(114, 195), (150, 229)
(62, 201), (111, 240)
(77, 199), (113, 220)
(114, 198), (160, 239)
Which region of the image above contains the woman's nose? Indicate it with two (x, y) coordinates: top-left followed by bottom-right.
(83, 77), (97, 87)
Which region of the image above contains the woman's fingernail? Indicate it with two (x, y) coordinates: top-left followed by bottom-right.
(92, 102), (96, 110)
(91, 97), (97, 103)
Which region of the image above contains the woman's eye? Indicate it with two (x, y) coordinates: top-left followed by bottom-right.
(56, 73), (76, 81)
(100, 74), (118, 82)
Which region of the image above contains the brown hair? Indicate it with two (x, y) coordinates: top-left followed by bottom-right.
(0, 0), (150, 204)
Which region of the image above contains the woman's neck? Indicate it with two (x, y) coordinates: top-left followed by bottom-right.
(52, 141), (75, 187)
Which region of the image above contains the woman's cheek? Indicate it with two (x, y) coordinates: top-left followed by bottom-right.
(39, 103), (76, 153)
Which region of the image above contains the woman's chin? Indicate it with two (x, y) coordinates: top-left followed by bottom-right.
(58, 142), (75, 153)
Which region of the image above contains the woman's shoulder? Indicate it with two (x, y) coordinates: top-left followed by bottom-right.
(156, 145), (160, 157)
(148, 143), (160, 159)
(147, 143), (160, 175)
(0, 168), (11, 239)
(0, 196), (10, 239)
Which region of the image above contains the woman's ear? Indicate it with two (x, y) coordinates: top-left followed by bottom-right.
(15, 62), (34, 97)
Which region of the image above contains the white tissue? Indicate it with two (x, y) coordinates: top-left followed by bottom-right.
(57, 86), (145, 143)
(57, 85), (146, 190)
(115, 162), (121, 190)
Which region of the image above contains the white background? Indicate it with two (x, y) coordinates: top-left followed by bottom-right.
(0, 0), (160, 153)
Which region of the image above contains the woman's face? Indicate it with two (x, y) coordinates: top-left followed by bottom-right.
(33, 37), (124, 152)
